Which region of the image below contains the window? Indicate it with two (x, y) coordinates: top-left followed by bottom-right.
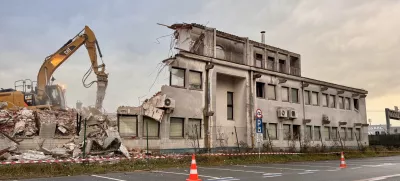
(283, 124), (291, 140)
(282, 87), (289, 102)
(345, 98), (351, 110)
(227, 92), (234, 120)
(216, 45), (225, 59)
(340, 127), (346, 140)
(189, 71), (202, 89)
(314, 126), (321, 141)
(322, 93), (328, 107)
(291, 88), (299, 103)
(267, 84), (276, 100)
(338, 96), (344, 109)
(304, 90), (310, 105)
(311, 92), (319, 106)
(263, 123), (268, 139)
(354, 99), (359, 111)
(355, 128), (361, 140)
(331, 127), (338, 140)
(170, 117), (184, 138)
(267, 57), (275, 70)
(118, 115), (138, 137)
(329, 95), (336, 108)
(324, 126), (330, 140)
(143, 117), (160, 138)
(255, 53), (263, 68)
(256, 82), (265, 98)
(170, 67), (185, 87)
(347, 128), (353, 140)
(293, 125), (300, 140)
(268, 123), (278, 140)
(188, 119), (201, 138)
(305, 125), (312, 140)
(279, 59), (286, 73)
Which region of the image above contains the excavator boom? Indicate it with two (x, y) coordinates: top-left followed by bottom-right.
(36, 26), (108, 110)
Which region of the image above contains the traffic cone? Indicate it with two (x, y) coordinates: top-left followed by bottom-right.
(186, 154), (201, 181)
(339, 152), (347, 168)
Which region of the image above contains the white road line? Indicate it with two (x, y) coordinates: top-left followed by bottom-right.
(263, 175), (282, 178)
(91, 175), (126, 181)
(281, 164), (336, 168)
(199, 167), (265, 174)
(353, 174), (400, 181)
(152, 170), (220, 179)
(235, 165), (306, 171)
(298, 172), (314, 175)
(351, 167), (362, 170)
(207, 177), (240, 181)
(325, 168), (341, 172)
(263, 173), (282, 175)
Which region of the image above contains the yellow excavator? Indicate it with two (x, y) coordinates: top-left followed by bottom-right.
(0, 25), (108, 111)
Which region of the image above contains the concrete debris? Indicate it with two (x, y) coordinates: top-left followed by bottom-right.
(0, 106), (130, 161)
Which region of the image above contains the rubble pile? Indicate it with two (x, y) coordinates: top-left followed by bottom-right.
(0, 104), (130, 162)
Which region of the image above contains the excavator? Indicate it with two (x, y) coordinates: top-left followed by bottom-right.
(0, 25), (108, 111)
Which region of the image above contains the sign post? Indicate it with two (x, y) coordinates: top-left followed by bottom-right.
(255, 109), (263, 158)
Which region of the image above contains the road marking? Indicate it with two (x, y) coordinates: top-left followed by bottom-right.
(351, 167), (362, 170)
(207, 177), (240, 181)
(325, 168), (341, 172)
(91, 175), (127, 181)
(298, 172), (313, 175)
(361, 163), (396, 167)
(283, 163), (336, 168)
(353, 174), (400, 181)
(235, 165), (306, 171)
(152, 170), (220, 179)
(199, 167), (265, 174)
(262, 173), (282, 178)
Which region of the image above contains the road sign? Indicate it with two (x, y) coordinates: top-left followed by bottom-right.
(256, 109), (263, 118)
(256, 118), (263, 133)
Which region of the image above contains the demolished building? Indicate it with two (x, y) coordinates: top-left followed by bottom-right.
(117, 22), (369, 153)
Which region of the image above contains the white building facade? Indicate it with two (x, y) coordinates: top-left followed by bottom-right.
(117, 23), (369, 152)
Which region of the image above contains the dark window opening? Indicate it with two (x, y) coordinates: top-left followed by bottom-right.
(354, 99), (359, 111)
(267, 57), (275, 70)
(227, 92), (234, 120)
(255, 53), (263, 68)
(256, 82), (265, 98)
(279, 59), (286, 73)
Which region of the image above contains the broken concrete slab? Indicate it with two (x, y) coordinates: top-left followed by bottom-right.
(39, 123), (56, 138)
(0, 152), (11, 160)
(119, 144), (131, 159)
(50, 147), (68, 156)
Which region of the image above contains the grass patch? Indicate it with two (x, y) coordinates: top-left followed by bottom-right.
(1, 151), (400, 180)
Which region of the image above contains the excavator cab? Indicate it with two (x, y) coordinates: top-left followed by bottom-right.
(44, 84), (66, 110)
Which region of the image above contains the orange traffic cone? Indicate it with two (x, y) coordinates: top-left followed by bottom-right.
(339, 152), (347, 168)
(186, 154), (201, 181)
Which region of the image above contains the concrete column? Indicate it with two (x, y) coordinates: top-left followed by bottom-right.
(287, 54), (291, 75)
(274, 51), (279, 72)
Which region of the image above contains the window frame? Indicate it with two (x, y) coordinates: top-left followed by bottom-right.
(267, 84), (276, 100)
(329, 95), (336, 108)
(291, 88), (299, 103)
(322, 93), (328, 107)
(143, 117), (160, 138)
(254, 53), (263, 68)
(305, 125), (312, 140)
(188, 70), (202, 90)
(268, 123), (278, 140)
(281, 87), (289, 102)
(169, 117), (184, 138)
(283, 124), (291, 140)
(304, 90), (310, 105)
(311, 91), (319, 106)
(324, 126), (330, 141)
(345, 97), (351, 110)
(338, 96), (344, 109)
(188, 118), (202, 138)
(118, 115), (138, 137)
(314, 126), (321, 141)
(170, 67), (186, 88)
(227, 92), (234, 120)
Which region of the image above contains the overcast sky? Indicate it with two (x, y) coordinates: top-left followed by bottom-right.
(1, 0), (400, 125)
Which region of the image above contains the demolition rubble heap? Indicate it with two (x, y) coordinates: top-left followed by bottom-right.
(0, 102), (130, 162)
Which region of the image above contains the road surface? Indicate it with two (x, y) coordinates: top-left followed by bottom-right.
(18, 155), (400, 181)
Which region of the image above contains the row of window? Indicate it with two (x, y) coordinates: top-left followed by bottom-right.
(118, 115), (202, 138)
(256, 83), (360, 111)
(170, 67), (202, 89)
(262, 123), (362, 141)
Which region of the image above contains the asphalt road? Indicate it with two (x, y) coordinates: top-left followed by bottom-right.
(17, 155), (400, 181)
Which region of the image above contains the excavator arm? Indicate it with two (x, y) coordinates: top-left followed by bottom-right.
(36, 25), (108, 110)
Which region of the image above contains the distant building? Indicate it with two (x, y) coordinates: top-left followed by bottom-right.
(117, 23), (369, 152)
